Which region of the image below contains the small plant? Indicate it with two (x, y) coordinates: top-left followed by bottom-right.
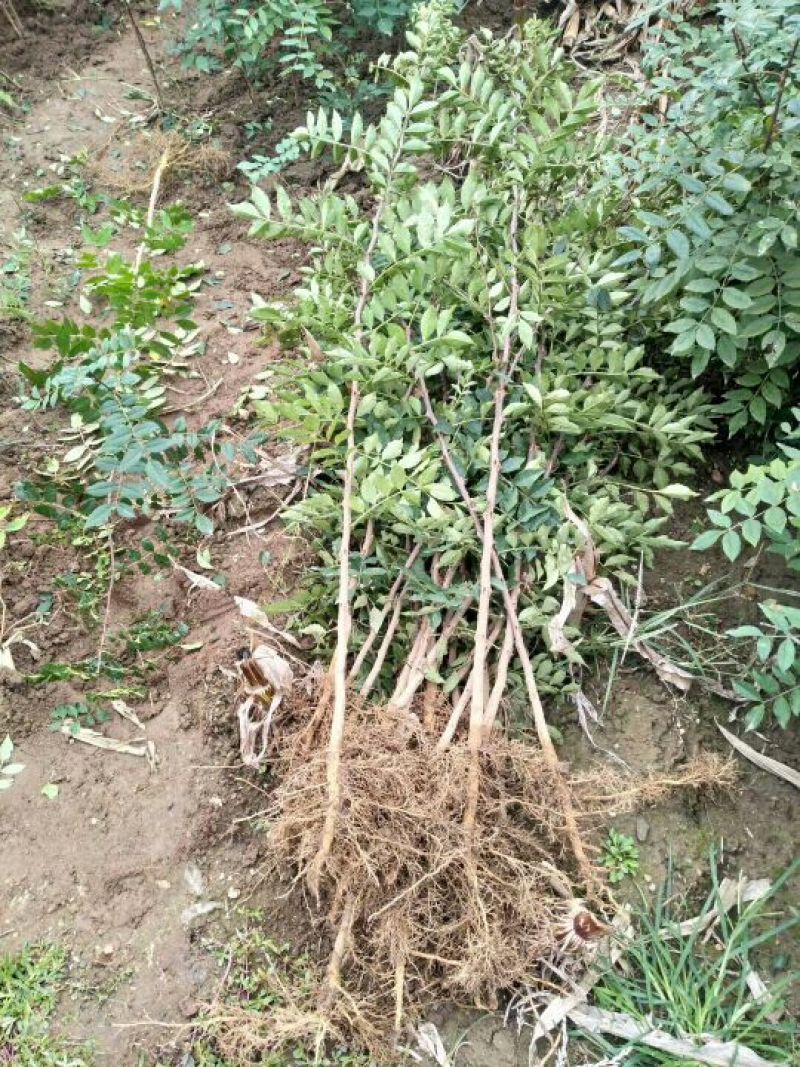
(237, 135), (306, 180)
(50, 700), (110, 735)
(0, 229), (33, 322)
(580, 858), (799, 1065)
(0, 734), (25, 791)
(728, 598), (800, 729)
(116, 611), (189, 655)
(600, 828), (640, 884)
(0, 505), (28, 550)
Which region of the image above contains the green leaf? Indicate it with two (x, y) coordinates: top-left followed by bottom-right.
(691, 529), (722, 550)
(666, 230), (690, 259)
(695, 324), (716, 351)
(721, 529), (741, 561)
(763, 506), (787, 534)
(773, 695), (791, 728)
(41, 783), (60, 800)
(709, 306), (737, 335)
(0, 736), (13, 763)
(776, 637), (795, 673)
(741, 518), (762, 546)
(721, 288), (752, 310)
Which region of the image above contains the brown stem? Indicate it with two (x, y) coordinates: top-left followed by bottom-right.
(420, 369), (598, 891)
(733, 29), (768, 110)
(308, 381), (359, 899)
(348, 544), (420, 683)
(120, 0), (165, 112)
(764, 35), (799, 149)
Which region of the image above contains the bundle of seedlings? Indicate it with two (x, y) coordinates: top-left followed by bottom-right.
(231, 0), (723, 1052)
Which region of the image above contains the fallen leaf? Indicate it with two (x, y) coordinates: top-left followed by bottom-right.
(716, 722), (800, 790)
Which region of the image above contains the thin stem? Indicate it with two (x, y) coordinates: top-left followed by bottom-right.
(764, 35), (799, 149)
(120, 0), (165, 112)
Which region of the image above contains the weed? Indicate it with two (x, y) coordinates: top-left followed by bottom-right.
(600, 829), (640, 884)
(580, 859), (800, 1064)
(115, 611), (189, 655)
(0, 228), (33, 322)
(0, 505), (28, 550)
(50, 701), (110, 735)
(0, 944), (93, 1065)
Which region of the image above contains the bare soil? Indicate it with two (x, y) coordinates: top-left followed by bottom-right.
(0, 5), (797, 1067)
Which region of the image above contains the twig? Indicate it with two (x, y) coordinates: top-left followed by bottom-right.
(764, 35), (799, 149)
(96, 532), (116, 674)
(0, 0), (24, 37)
(348, 544), (421, 682)
(120, 0), (165, 112)
(464, 193), (520, 834)
(733, 29), (768, 110)
(133, 146), (170, 274)
(307, 379), (359, 899)
(225, 482), (302, 538)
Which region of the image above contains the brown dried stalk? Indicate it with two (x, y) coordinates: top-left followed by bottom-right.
(308, 380), (359, 899)
(348, 544), (420, 684)
(308, 187), (389, 895)
(1, 0), (23, 37)
(120, 0), (165, 111)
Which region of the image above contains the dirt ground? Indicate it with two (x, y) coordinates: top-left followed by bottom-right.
(1, 4), (798, 1066)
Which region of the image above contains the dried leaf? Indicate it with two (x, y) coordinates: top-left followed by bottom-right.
(234, 595), (302, 647)
(416, 1023), (452, 1066)
(568, 1004), (775, 1066)
(59, 721), (148, 757)
(174, 564), (223, 592)
(716, 722), (800, 790)
(180, 900), (221, 927)
(111, 699), (145, 731)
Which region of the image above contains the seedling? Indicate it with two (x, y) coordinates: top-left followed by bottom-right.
(601, 828), (640, 884)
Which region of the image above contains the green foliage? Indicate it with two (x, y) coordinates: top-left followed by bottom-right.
(16, 209), (262, 538)
(728, 599), (800, 729)
(581, 858), (800, 1065)
(0, 505), (28, 551)
(164, 0), (415, 93)
(600, 828), (640, 884)
(0, 944), (93, 1066)
(233, 4), (708, 696)
(0, 229), (33, 322)
(608, 0), (800, 438)
(50, 700), (110, 735)
(238, 134), (305, 180)
(693, 410), (800, 568)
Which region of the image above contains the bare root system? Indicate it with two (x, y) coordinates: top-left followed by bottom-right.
(221, 703), (737, 1059)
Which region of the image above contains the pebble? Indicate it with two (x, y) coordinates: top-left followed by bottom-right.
(635, 816), (650, 843)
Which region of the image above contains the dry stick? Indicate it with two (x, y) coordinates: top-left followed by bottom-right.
(359, 592), (407, 698)
(418, 381), (598, 892)
(308, 187), (388, 894)
(437, 617), (503, 751)
(120, 0), (165, 112)
(391, 590), (474, 711)
(348, 544), (421, 683)
(307, 381), (359, 900)
(463, 194), (521, 835)
(1, 0), (23, 37)
(483, 573), (521, 735)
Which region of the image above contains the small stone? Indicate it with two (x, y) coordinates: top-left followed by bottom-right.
(227, 887), (240, 900)
(635, 817), (650, 843)
(156, 879), (171, 891)
(101, 943), (115, 957)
